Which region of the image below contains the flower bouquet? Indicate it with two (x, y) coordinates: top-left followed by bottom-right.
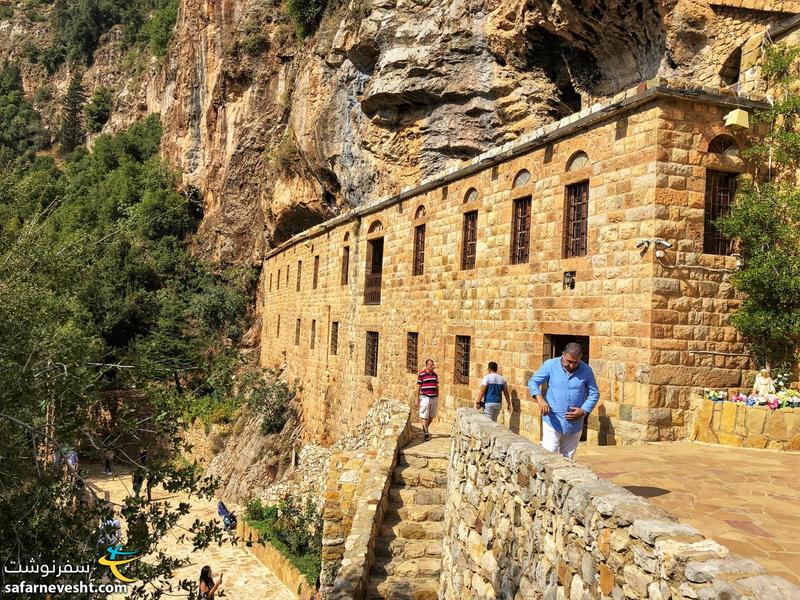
(705, 390), (727, 402)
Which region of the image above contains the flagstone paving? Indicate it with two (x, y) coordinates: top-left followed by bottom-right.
(87, 465), (296, 600)
(579, 441), (800, 586)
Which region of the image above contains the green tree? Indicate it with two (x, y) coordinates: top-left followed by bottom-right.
(59, 70), (86, 153)
(85, 86), (113, 133)
(0, 111), (255, 598)
(717, 43), (800, 368)
(0, 63), (50, 164)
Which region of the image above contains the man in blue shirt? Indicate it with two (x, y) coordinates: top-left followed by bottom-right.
(528, 342), (599, 458)
(475, 362), (511, 422)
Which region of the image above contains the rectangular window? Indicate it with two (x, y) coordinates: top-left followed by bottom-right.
(564, 181), (589, 258)
(296, 260), (302, 291)
(511, 196), (532, 264)
(365, 331), (379, 377)
(341, 246), (350, 285)
(454, 335), (471, 385)
(313, 255), (320, 289)
(406, 332), (419, 373)
(330, 322), (339, 355)
(704, 171), (736, 255)
(277, 269), (281, 290)
(276, 315), (280, 337)
(310, 319), (316, 349)
(295, 319), (301, 346)
(269, 273), (273, 292)
(286, 266), (290, 287)
(364, 238), (384, 305)
(461, 211), (478, 270)
(412, 225), (425, 276)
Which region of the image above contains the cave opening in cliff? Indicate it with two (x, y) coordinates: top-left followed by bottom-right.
(524, 28), (594, 117)
(720, 46), (742, 87)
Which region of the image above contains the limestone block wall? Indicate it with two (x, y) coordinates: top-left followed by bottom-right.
(320, 398), (411, 597)
(645, 99), (761, 441)
(691, 397), (800, 451)
(441, 409), (800, 599)
(260, 81), (768, 446)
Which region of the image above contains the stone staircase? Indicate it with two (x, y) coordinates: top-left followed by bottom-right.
(367, 424), (451, 600)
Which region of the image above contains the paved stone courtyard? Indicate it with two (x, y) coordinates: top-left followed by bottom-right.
(86, 465), (295, 600)
(579, 442), (800, 586)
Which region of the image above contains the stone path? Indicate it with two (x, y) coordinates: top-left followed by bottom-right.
(367, 424), (450, 600)
(579, 441), (800, 586)
(86, 464), (296, 600)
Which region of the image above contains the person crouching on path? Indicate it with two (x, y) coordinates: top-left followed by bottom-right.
(527, 342), (599, 459)
(415, 359), (439, 441)
(475, 362), (511, 422)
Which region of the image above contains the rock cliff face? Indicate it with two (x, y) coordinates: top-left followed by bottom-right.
(2, 0), (794, 267)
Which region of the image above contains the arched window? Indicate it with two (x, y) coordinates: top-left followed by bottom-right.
(512, 170), (531, 188)
(368, 220), (384, 234)
(708, 135), (739, 157)
(343, 231), (350, 242)
(464, 188), (479, 203)
(566, 151), (589, 171)
(414, 205), (426, 219)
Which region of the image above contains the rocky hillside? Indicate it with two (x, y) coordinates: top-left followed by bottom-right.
(0, 0), (794, 263)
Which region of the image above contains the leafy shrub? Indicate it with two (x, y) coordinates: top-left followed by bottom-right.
(245, 495), (322, 584)
(285, 0), (327, 39)
(270, 130), (300, 173)
(47, 0), (179, 67)
(85, 86), (113, 133)
(0, 63), (50, 162)
(248, 379), (298, 434)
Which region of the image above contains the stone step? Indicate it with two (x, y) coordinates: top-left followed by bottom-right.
(389, 486), (445, 506)
(374, 539), (443, 561)
(370, 556), (442, 578)
(397, 453), (450, 473)
(380, 518), (443, 541)
(366, 575), (439, 600)
(393, 465), (448, 489)
(385, 503), (444, 523)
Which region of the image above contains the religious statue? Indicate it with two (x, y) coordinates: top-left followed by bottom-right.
(751, 368), (776, 397)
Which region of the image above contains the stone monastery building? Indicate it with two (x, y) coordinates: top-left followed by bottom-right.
(260, 77), (769, 447)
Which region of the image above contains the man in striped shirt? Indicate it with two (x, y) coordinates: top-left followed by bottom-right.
(416, 359), (439, 441)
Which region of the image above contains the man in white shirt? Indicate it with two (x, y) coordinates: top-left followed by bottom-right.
(475, 362), (511, 422)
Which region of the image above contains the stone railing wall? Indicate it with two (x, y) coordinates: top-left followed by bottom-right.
(691, 396), (800, 451)
(238, 520), (316, 599)
(441, 409), (800, 599)
(321, 398), (411, 599)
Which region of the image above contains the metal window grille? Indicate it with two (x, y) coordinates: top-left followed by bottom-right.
(564, 181), (589, 258)
(365, 331), (379, 376)
(454, 335), (471, 385)
(364, 239), (383, 305)
(295, 319), (301, 346)
(461, 211), (478, 270)
(310, 320), (316, 349)
(413, 225), (425, 276)
(296, 261), (302, 291)
(313, 256), (319, 289)
(511, 197), (532, 264)
(330, 322), (339, 355)
(406, 332), (419, 373)
(341, 246), (349, 285)
(704, 171), (736, 255)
